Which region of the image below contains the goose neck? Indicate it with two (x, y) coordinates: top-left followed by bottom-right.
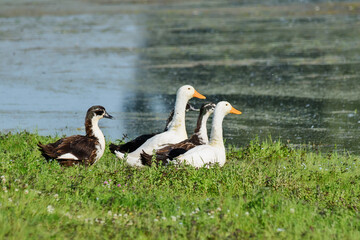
(168, 94), (188, 135)
(86, 118), (105, 143)
(209, 111), (225, 147)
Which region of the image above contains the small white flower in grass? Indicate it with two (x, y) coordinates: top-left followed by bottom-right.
(2, 187), (7, 192)
(154, 219), (159, 222)
(179, 222), (183, 225)
(227, 209), (230, 213)
(206, 198), (210, 201)
(277, 228), (285, 232)
(290, 208), (295, 213)
(209, 215), (214, 219)
(107, 211), (112, 216)
(47, 205), (55, 213)
(15, 189), (19, 192)
(216, 207), (221, 212)
(8, 198), (12, 202)
(195, 207), (200, 212)
(123, 214), (128, 218)
(245, 212), (249, 216)
(161, 216), (167, 220)
(24, 184), (28, 188)
(171, 216), (177, 221)
(54, 194), (59, 199)
(113, 214), (118, 219)
(1, 176), (5, 183)
(235, 214), (239, 217)
(262, 210), (267, 214)
(319, 167), (322, 170)
(24, 190), (29, 194)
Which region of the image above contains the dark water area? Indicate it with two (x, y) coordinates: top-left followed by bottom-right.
(1, 1), (360, 153)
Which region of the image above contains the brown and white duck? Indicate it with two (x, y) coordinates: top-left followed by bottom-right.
(38, 105), (113, 167)
(140, 102), (216, 166)
(108, 103), (198, 154)
(113, 85), (206, 167)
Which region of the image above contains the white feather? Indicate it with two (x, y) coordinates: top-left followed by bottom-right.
(115, 150), (125, 159)
(57, 153), (79, 160)
(91, 116), (106, 164)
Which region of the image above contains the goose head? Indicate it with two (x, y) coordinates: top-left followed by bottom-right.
(194, 102), (216, 137)
(86, 105), (113, 121)
(177, 85), (206, 101)
(215, 101), (242, 116)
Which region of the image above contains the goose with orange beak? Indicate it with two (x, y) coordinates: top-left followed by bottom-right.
(171, 101), (242, 168)
(114, 85), (206, 167)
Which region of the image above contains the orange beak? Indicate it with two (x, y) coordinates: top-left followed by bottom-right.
(230, 106), (242, 115)
(193, 89), (206, 99)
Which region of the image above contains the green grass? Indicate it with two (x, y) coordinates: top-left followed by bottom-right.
(1, 131), (360, 239)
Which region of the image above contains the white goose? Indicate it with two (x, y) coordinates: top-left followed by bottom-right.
(174, 101), (242, 168)
(114, 85), (206, 166)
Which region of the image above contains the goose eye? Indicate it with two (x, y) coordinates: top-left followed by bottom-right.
(95, 110), (103, 115)
(188, 87), (191, 90)
(226, 104), (229, 106)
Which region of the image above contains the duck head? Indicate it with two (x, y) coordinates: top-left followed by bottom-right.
(200, 102), (216, 116)
(177, 85), (206, 101)
(215, 101), (242, 116)
(86, 105), (113, 121)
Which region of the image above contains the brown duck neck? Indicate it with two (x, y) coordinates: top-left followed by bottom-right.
(85, 118), (96, 138)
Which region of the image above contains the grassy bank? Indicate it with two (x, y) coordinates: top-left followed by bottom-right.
(0, 131), (359, 239)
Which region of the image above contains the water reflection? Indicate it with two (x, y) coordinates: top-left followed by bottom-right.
(1, 1), (360, 154)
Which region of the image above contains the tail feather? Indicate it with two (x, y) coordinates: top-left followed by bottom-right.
(114, 150), (125, 159)
(37, 142), (57, 160)
(140, 150), (153, 166)
(140, 150), (170, 167)
(109, 143), (121, 154)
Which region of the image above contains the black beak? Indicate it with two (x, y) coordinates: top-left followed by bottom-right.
(104, 111), (114, 119)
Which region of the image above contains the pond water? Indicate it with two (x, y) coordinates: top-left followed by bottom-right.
(1, 1), (360, 153)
